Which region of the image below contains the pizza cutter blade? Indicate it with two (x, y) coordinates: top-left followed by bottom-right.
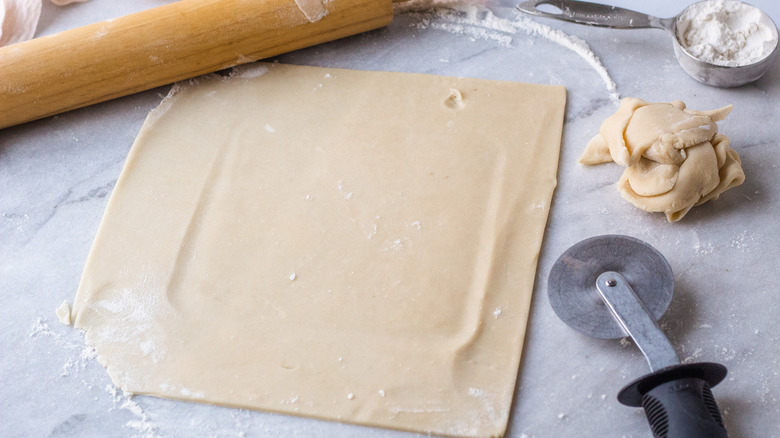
(548, 235), (729, 438)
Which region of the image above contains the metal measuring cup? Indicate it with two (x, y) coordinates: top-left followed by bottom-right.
(517, 0), (779, 87)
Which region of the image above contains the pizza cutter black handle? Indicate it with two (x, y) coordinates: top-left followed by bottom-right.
(618, 363), (729, 438)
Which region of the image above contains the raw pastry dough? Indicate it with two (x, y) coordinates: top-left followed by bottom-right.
(0, 0), (91, 47)
(580, 98), (744, 221)
(0, 0), (41, 47)
(50, 0), (90, 5)
(68, 63), (566, 437)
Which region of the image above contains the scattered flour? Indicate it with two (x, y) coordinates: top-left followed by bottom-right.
(282, 394), (300, 405)
(682, 347), (704, 364)
(395, 0), (619, 102)
(694, 241), (715, 255)
(140, 339), (157, 356)
(30, 315), (98, 377)
(730, 230), (753, 250)
(384, 237), (408, 252)
(28, 314), (157, 437)
(61, 344), (98, 377)
(107, 385), (159, 438)
(30, 316), (60, 338)
(336, 181), (353, 200)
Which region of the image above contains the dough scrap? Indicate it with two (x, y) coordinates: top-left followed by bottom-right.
(580, 98), (744, 221)
(50, 0), (90, 5)
(70, 63), (566, 437)
(0, 0), (41, 47)
(56, 300), (72, 325)
(0, 0), (91, 47)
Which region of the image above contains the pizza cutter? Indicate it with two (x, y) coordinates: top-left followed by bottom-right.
(548, 235), (729, 438)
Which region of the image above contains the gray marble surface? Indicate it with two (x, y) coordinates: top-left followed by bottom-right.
(2, 1), (779, 437)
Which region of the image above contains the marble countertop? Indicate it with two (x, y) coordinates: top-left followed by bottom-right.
(2, 1), (778, 437)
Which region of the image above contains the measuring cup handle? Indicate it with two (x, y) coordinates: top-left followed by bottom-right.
(618, 363), (729, 438)
(516, 0), (665, 29)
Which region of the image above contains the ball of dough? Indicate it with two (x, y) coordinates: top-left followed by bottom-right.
(580, 98), (744, 222)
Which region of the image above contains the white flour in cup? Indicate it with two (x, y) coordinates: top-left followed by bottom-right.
(676, 0), (778, 66)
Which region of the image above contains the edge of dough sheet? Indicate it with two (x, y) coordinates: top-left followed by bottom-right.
(67, 62), (567, 438)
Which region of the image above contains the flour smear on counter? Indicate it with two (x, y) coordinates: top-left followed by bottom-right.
(396, 0), (620, 102)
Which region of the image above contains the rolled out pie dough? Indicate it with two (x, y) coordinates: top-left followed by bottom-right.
(69, 63), (566, 437)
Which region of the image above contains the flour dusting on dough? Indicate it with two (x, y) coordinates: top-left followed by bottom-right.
(337, 181), (354, 200)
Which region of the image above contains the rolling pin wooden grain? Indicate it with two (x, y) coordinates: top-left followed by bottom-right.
(0, 0), (398, 129)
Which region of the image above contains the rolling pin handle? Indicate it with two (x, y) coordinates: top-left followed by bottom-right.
(0, 0), (394, 129)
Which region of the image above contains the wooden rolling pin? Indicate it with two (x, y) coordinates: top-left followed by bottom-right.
(0, 0), (398, 129)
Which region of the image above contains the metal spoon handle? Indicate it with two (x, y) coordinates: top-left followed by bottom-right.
(517, 0), (673, 31)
